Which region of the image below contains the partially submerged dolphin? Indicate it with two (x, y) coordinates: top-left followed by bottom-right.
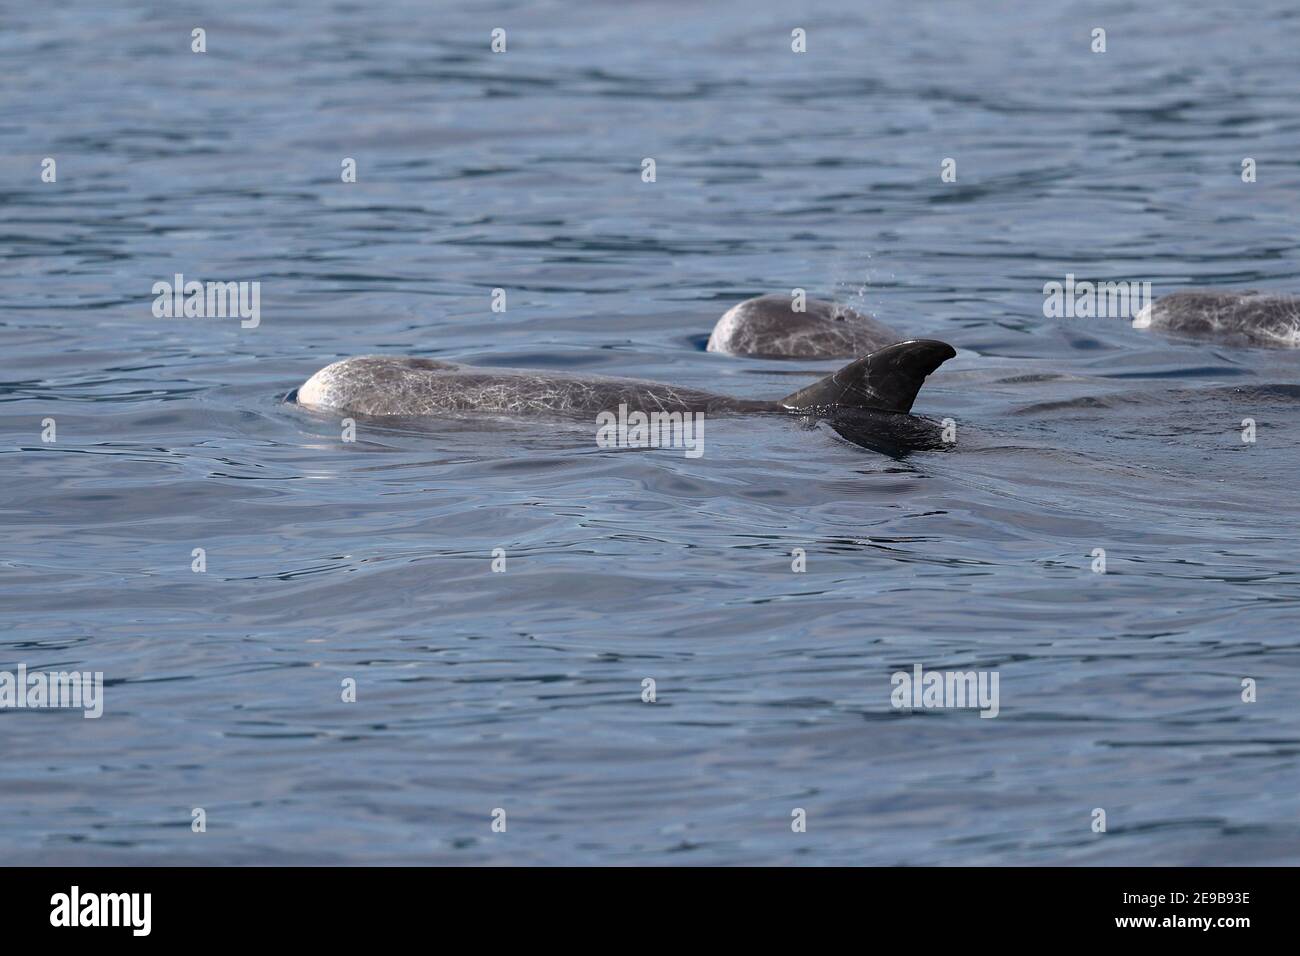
(296, 340), (956, 450)
(1133, 290), (1300, 348)
(707, 293), (900, 359)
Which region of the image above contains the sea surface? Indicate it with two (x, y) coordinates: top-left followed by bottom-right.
(3, 0), (1300, 865)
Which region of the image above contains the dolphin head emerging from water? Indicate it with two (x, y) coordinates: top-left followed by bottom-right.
(707, 293), (901, 359)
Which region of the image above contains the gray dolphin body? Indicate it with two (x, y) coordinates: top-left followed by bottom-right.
(296, 340), (956, 441)
(707, 293), (901, 358)
(1134, 290), (1300, 348)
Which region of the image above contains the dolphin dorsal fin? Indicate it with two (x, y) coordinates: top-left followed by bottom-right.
(779, 339), (956, 414)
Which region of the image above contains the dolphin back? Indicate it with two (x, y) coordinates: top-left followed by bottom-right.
(778, 340), (956, 414)
(1134, 291), (1300, 348)
(296, 355), (743, 417)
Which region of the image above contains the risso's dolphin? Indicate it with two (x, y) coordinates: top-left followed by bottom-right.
(1133, 290), (1300, 348)
(707, 293), (901, 358)
(295, 340), (956, 451)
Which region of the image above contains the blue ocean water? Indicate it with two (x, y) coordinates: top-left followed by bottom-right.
(2, 0), (1300, 864)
